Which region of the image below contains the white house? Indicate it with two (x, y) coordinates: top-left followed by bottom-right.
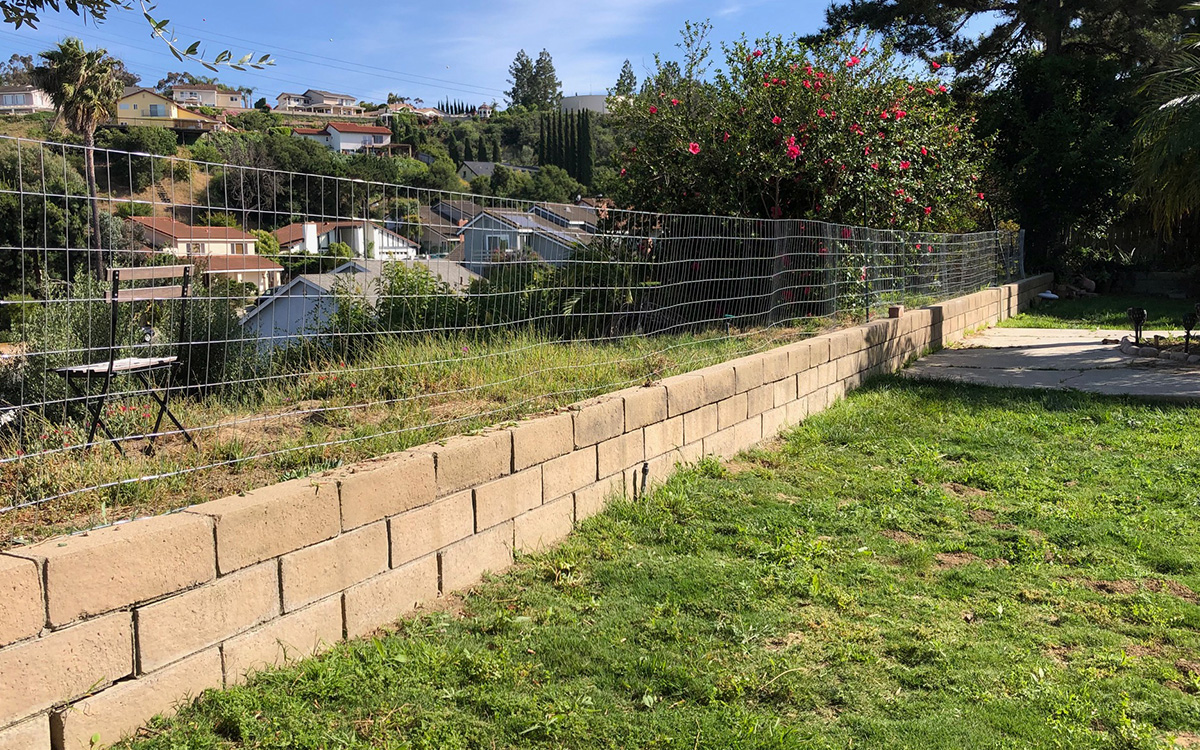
(275, 89), (362, 116)
(273, 220), (419, 261)
(170, 84), (247, 111)
(292, 122), (392, 153)
(128, 216), (283, 292)
(240, 259), (479, 349)
(0, 85), (53, 114)
(560, 94), (609, 114)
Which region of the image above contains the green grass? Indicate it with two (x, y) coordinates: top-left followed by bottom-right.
(999, 294), (1196, 331)
(122, 378), (1200, 749)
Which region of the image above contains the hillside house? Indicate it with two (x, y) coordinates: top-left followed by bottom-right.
(0, 85), (53, 114)
(454, 208), (591, 270)
(115, 88), (228, 133)
(170, 84), (247, 112)
(275, 89), (362, 116)
(129, 216), (282, 292)
(273, 220), (419, 260)
(292, 122), (392, 153)
(456, 161), (539, 183)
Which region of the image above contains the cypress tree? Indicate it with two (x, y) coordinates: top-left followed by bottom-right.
(565, 112), (576, 178)
(538, 115), (546, 165)
(448, 133), (461, 165)
(491, 138), (501, 162)
(478, 136), (488, 162)
(579, 111), (594, 187)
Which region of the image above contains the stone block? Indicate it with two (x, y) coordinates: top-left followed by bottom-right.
(511, 413), (574, 471)
(826, 330), (849, 361)
(573, 397), (624, 448)
(816, 361), (837, 388)
(773, 376), (797, 407)
(439, 522), (513, 593)
(682, 404), (718, 444)
(732, 356), (765, 393)
(661, 374), (707, 417)
(223, 596), (344, 683)
(762, 348), (789, 382)
(335, 452), (435, 531)
(695, 365), (736, 403)
(621, 386), (667, 432)
(786, 396), (810, 426)
(389, 491), (475, 568)
(542, 448), (597, 503)
(431, 431), (511, 496)
(136, 562), (278, 673)
(597, 431), (645, 478)
(12, 514), (214, 628)
(474, 469), (543, 531)
(514, 496), (575, 554)
(53, 649), (222, 750)
(574, 474), (627, 523)
(0, 612), (131, 725)
(643, 415), (684, 458)
(716, 393), (748, 430)
(642, 450), (684, 491)
(703, 427), (738, 460)
(797, 367), (816, 397)
(344, 556), (439, 639)
(280, 523), (387, 612)
(746, 385), (772, 417)
(785, 340), (811, 375)
(0, 555), (42, 648)
(734, 416), (762, 452)
(187, 478), (339, 575)
(762, 405), (789, 438)
(0, 714), (48, 750)
(807, 336), (830, 366)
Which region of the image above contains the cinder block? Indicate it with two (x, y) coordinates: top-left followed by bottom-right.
(136, 562), (278, 673)
(732, 355), (765, 393)
(223, 596), (343, 683)
(511, 413), (574, 471)
(11, 514), (214, 628)
(642, 450), (684, 492)
(678, 440), (704, 465)
(0, 555), (42, 648)
(597, 431), (645, 478)
(643, 415), (684, 458)
(187, 478), (338, 575)
(573, 397), (624, 448)
(842, 326), (868, 354)
(746, 385), (772, 417)
(807, 336), (830, 366)
(773, 376), (797, 407)
(703, 427), (738, 460)
(816, 361), (837, 388)
(785, 340), (811, 375)
(474, 469), (543, 531)
(432, 431), (511, 496)
(280, 523), (388, 612)
(695, 365), (736, 403)
(542, 448), (597, 503)
(389, 492), (474, 568)
(864, 319), (895, 346)
(762, 405), (789, 438)
(52, 648), (222, 750)
(786, 396), (810, 425)
(336, 452), (435, 531)
(0, 714), (48, 750)
(734, 416), (762, 452)
(344, 556), (438, 639)
(514, 496), (574, 554)
(574, 474), (627, 522)
(682, 404), (718, 444)
(439, 522), (513, 593)
(837, 351), (868, 382)
(662, 374), (707, 417)
(797, 367), (815, 397)
(0, 612), (131, 725)
(621, 386), (667, 432)
(762, 348), (789, 382)
(717, 393), (748, 430)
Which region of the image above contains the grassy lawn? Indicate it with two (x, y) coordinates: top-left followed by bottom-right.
(122, 378), (1200, 750)
(999, 294), (1197, 331)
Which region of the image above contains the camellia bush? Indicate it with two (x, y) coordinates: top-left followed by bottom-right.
(609, 25), (990, 232)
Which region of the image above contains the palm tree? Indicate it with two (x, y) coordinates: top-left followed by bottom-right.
(1133, 4), (1200, 233)
(32, 38), (124, 252)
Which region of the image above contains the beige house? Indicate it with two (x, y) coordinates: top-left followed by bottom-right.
(170, 84), (247, 112)
(0, 85), (54, 114)
(129, 216), (283, 292)
(115, 88), (229, 133)
(274, 89), (362, 116)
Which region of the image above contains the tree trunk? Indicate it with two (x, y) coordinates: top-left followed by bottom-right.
(83, 128), (102, 277)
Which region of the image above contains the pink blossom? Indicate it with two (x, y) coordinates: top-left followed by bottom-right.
(649, 105), (658, 114)
(847, 56), (860, 67)
(787, 144), (801, 159)
(772, 116), (782, 125)
(688, 142), (701, 155)
(817, 108), (827, 118)
(804, 80), (813, 89)
(880, 111), (890, 119)
(939, 84), (948, 92)
(671, 98), (680, 106)
(895, 110), (907, 119)
(977, 192), (985, 200)
(899, 160), (911, 169)
(723, 131), (731, 142)
(841, 228), (853, 239)
(924, 206), (933, 215)
(920, 147), (928, 156)
(870, 163), (879, 170)
(752, 49), (763, 57)
(620, 168), (626, 176)
(930, 60), (941, 70)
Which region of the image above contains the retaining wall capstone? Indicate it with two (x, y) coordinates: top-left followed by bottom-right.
(0, 274), (1053, 749)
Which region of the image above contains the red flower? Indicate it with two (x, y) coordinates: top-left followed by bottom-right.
(860, 45), (868, 53)
(895, 188), (905, 195)
(925, 87), (936, 95)
(782, 289), (794, 301)
(752, 49), (763, 57)
(920, 147), (928, 156)
(620, 168), (626, 176)
(817, 108), (827, 118)
(804, 80), (813, 89)
(924, 206), (933, 215)
(688, 142), (701, 155)
(847, 56), (860, 67)
(723, 131), (730, 142)
(841, 228), (853, 239)
(880, 111), (890, 119)
(939, 84), (948, 92)
(977, 192), (985, 200)
(769, 205), (783, 219)
(671, 98), (680, 106)
(930, 60), (941, 70)
(895, 110), (907, 119)
(787, 144), (801, 159)
(899, 160), (911, 169)
(771, 116), (782, 125)
(649, 105), (657, 114)
(864, 145), (871, 155)
(870, 163), (879, 170)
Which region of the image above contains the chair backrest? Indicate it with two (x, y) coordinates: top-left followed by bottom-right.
(104, 265), (192, 367)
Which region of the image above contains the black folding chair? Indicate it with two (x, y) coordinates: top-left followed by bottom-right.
(55, 265), (197, 453)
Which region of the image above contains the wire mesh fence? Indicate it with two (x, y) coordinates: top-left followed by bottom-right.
(0, 134), (1021, 531)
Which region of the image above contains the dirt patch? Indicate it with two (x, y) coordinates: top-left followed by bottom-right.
(1045, 644), (1077, 663)
(1177, 660), (1200, 676)
(1173, 732), (1200, 748)
(967, 508), (996, 523)
(943, 482), (988, 497)
(1082, 578), (1199, 603)
(1158, 579), (1200, 604)
(765, 632), (805, 651)
(881, 529), (918, 545)
(1085, 579), (1140, 596)
(934, 551), (980, 569)
(985, 558), (1011, 569)
(1125, 643), (1164, 659)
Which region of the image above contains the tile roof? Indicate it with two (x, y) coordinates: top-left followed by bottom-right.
(130, 216), (256, 241)
(201, 255), (284, 273)
(325, 122), (391, 135)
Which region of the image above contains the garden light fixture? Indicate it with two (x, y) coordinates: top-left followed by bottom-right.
(1127, 307), (1147, 345)
(1185, 312), (1198, 354)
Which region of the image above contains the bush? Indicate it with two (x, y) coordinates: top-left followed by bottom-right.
(96, 126), (181, 193)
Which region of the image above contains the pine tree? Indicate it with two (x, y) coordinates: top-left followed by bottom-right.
(614, 59), (637, 97)
(506, 50), (536, 108)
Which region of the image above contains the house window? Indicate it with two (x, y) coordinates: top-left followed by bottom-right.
(148, 104), (167, 117)
(233, 243), (246, 255)
(131, 103), (139, 110)
(486, 235), (511, 254)
(119, 103), (130, 110)
(373, 135), (384, 144)
(0, 94), (28, 106)
(189, 242), (204, 254)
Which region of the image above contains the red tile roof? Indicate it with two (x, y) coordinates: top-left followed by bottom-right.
(292, 127), (325, 135)
(325, 122), (391, 135)
(130, 216), (256, 241)
(200, 255), (284, 273)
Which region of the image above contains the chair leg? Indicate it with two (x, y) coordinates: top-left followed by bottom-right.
(141, 371), (196, 449)
(68, 375), (125, 455)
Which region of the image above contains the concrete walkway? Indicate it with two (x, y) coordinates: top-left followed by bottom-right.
(904, 327), (1200, 401)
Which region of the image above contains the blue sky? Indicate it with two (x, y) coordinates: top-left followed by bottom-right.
(1, 0), (833, 105)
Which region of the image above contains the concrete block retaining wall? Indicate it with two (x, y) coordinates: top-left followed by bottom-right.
(0, 274), (1052, 749)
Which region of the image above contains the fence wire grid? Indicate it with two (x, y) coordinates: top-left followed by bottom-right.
(0, 135), (1021, 522)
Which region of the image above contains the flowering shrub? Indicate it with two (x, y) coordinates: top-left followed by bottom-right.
(609, 27), (989, 232)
